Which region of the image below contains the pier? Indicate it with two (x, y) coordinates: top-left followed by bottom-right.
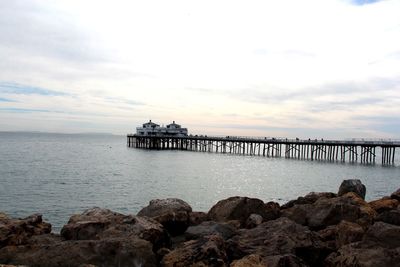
(127, 134), (400, 165)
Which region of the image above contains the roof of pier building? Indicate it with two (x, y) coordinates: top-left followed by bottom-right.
(142, 120), (159, 128)
(167, 121), (181, 129)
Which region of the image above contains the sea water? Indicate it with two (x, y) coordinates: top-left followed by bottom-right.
(1, 132), (399, 232)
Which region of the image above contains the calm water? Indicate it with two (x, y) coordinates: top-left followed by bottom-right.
(0, 132), (399, 232)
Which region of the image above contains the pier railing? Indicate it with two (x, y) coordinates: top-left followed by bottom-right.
(127, 134), (399, 165)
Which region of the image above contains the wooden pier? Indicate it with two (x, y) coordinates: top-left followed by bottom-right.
(127, 134), (400, 165)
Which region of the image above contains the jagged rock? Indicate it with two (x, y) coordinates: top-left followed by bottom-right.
(245, 214), (263, 229)
(185, 221), (237, 241)
(369, 197), (399, 213)
(281, 192), (337, 209)
(208, 197), (280, 227)
(230, 254), (267, 267)
(226, 217), (331, 266)
(325, 244), (400, 267)
(325, 222), (400, 266)
(189, 211), (208, 226)
(0, 235), (157, 267)
(138, 198), (192, 236)
(161, 235), (228, 267)
(61, 207), (169, 249)
(282, 192), (376, 229)
(230, 254), (308, 267)
(0, 213), (51, 248)
(335, 220), (364, 247)
(390, 188), (400, 201)
(338, 179), (366, 200)
(363, 221), (400, 248)
(376, 208), (400, 225)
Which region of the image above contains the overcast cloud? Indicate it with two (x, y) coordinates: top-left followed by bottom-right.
(0, 0), (399, 138)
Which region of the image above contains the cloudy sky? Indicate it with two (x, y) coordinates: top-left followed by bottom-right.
(0, 0), (399, 138)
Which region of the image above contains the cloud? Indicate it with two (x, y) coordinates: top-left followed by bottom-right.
(0, 97), (15, 102)
(350, 0), (382, 5)
(0, 82), (68, 96)
(0, 108), (51, 113)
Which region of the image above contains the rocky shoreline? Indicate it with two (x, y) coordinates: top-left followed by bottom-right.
(1, 179), (400, 267)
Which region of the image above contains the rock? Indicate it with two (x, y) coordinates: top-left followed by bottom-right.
(363, 221), (400, 248)
(61, 207), (169, 249)
(338, 179), (366, 200)
(377, 208), (400, 225)
(230, 254), (267, 267)
(161, 235), (228, 267)
(282, 192), (376, 229)
(335, 220), (364, 247)
(0, 235), (157, 267)
(245, 214), (263, 229)
(185, 221), (237, 241)
(281, 192), (337, 209)
(369, 198), (399, 213)
(138, 198), (192, 236)
(325, 244), (400, 267)
(325, 221), (400, 266)
(226, 217), (331, 266)
(390, 188), (400, 201)
(189, 211), (208, 226)
(0, 213), (51, 248)
(208, 197), (280, 227)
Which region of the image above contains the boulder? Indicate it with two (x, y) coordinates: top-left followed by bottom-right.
(245, 214), (263, 229)
(0, 235), (157, 267)
(369, 198), (399, 213)
(161, 235), (228, 267)
(363, 221), (400, 248)
(376, 208), (400, 225)
(325, 244), (400, 267)
(137, 198), (192, 236)
(325, 221), (400, 266)
(0, 213), (51, 248)
(390, 188), (400, 201)
(281, 192), (336, 209)
(61, 207), (169, 249)
(185, 221), (237, 241)
(226, 217), (331, 266)
(338, 179), (366, 200)
(335, 220), (364, 247)
(208, 197), (280, 227)
(282, 192), (376, 229)
(230, 254), (308, 267)
(188, 211), (208, 226)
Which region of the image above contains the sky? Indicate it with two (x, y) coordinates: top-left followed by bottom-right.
(0, 0), (399, 138)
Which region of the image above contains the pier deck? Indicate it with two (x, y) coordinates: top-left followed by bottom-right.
(127, 134), (400, 165)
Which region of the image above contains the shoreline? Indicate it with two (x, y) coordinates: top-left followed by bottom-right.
(1, 179), (400, 266)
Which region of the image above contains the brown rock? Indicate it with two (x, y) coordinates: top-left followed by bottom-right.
(325, 244), (400, 267)
(390, 188), (400, 201)
(0, 213), (51, 248)
(338, 179), (366, 200)
(185, 221), (237, 241)
(189, 212), (208, 226)
(0, 236), (157, 267)
(369, 198), (399, 213)
(226, 217), (331, 266)
(208, 197), (280, 227)
(161, 235), (228, 267)
(138, 198), (192, 236)
(61, 207), (169, 249)
(281, 192), (336, 209)
(282, 192), (376, 229)
(336, 220), (364, 247)
(230, 254), (267, 267)
(245, 214), (263, 229)
(376, 208), (400, 225)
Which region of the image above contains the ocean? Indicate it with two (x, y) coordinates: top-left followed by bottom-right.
(1, 132), (399, 232)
